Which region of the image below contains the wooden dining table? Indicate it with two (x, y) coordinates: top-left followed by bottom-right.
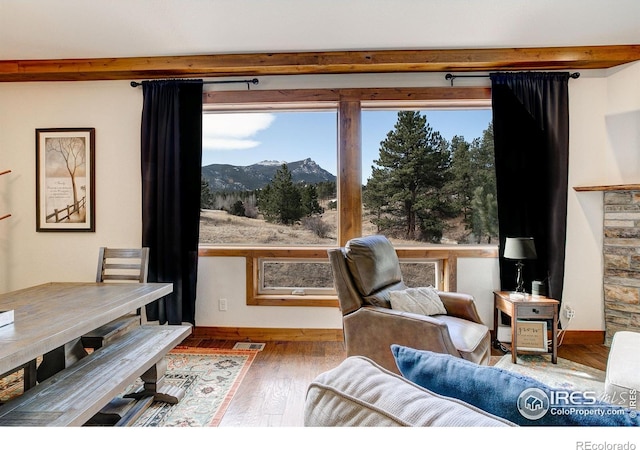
(0, 281), (173, 382)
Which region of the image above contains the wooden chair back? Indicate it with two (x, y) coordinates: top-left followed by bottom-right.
(96, 247), (149, 283)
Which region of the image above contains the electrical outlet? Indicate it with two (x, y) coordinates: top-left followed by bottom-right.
(564, 303), (575, 319)
(219, 298), (228, 311)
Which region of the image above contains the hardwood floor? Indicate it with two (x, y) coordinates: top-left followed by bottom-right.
(557, 343), (609, 372)
(181, 336), (610, 427)
(181, 337), (347, 426)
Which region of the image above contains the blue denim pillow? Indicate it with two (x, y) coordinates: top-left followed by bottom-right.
(391, 345), (640, 426)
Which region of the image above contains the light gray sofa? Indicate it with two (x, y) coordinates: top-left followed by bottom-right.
(303, 356), (515, 427)
(605, 331), (640, 408)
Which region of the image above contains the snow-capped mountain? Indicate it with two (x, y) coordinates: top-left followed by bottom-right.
(201, 158), (336, 192)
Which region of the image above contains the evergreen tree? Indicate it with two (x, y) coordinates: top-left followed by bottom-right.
(257, 164), (303, 224)
(201, 178), (214, 209)
(471, 186), (499, 243)
(447, 135), (474, 227)
(229, 200), (245, 217)
(468, 123), (498, 242)
(315, 181), (336, 201)
(300, 184), (323, 216)
(363, 167), (391, 233)
(257, 184), (275, 221)
(364, 111), (452, 241)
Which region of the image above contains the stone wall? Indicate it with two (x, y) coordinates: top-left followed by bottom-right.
(603, 190), (640, 345)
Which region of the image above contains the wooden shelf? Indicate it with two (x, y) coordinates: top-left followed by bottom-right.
(574, 184), (640, 192)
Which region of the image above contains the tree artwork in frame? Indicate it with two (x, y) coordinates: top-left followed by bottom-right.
(36, 128), (95, 231)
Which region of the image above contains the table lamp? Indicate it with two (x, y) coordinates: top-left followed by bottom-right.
(503, 237), (537, 293)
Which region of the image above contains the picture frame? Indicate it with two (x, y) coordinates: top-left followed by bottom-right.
(516, 320), (548, 352)
(36, 128), (95, 232)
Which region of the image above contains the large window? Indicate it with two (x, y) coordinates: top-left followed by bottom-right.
(198, 87), (499, 306)
(200, 110), (338, 246)
(361, 109), (497, 246)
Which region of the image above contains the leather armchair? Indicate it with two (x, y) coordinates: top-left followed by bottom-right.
(328, 235), (491, 374)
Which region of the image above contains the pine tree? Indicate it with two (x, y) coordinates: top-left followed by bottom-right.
(229, 200), (245, 217)
(257, 164), (303, 225)
(447, 135), (474, 227)
(200, 178), (214, 209)
(300, 184), (323, 216)
(315, 181), (336, 201)
(363, 166), (391, 233)
(469, 123), (498, 242)
(364, 111), (452, 241)
(471, 186), (498, 243)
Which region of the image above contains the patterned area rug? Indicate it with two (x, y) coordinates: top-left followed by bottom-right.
(0, 347), (257, 427)
(493, 354), (606, 398)
(131, 347), (257, 427)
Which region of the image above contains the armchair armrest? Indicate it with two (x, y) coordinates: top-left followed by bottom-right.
(342, 306), (461, 374)
(437, 291), (484, 324)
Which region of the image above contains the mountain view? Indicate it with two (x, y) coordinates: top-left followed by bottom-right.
(201, 158), (335, 192)
(199, 111), (497, 246)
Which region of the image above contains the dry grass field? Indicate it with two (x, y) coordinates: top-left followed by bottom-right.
(198, 208), (472, 287)
(199, 208), (472, 246)
(198, 209), (340, 245)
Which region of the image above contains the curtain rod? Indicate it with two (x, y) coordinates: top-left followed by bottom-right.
(130, 78), (259, 90)
(444, 72), (580, 86)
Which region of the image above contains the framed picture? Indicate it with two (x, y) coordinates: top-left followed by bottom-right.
(36, 128), (95, 231)
(516, 320), (548, 352)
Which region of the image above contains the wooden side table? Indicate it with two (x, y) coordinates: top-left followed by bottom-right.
(492, 291), (559, 364)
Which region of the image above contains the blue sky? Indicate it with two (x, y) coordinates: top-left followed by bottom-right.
(202, 109), (493, 181)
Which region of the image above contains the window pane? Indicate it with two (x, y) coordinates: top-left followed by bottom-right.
(261, 260), (334, 294)
(361, 109), (497, 245)
(400, 262), (438, 288)
(200, 111), (338, 245)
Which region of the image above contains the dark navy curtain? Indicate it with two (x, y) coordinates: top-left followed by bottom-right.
(141, 79), (203, 325)
(490, 72), (569, 302)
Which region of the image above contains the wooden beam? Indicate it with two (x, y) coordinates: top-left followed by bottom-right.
(337, 100), (362, 245)
(2, 45), (640, 82)
(203, 87), (491, 105)
(574, 184), (640, 192)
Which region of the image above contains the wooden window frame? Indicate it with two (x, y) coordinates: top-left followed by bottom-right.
(198, 86), (498, 306)
(257, 257), (336, 296)
(399, 259), (443, 290)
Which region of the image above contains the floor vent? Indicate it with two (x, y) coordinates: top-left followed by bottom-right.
(233, 342), (266, 351)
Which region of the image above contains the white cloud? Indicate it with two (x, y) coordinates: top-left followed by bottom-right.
(202, 112), (275, 151)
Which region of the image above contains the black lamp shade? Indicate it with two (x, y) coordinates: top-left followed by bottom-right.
(503, 237), (537, 260)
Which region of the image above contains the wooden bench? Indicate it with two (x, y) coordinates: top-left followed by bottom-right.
(0, 324), (191, 426)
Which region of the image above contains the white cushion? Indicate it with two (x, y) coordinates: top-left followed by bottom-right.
(303, 356), (515, 426)
(389, 286), (447, 316)
(605, 331), (640, 407)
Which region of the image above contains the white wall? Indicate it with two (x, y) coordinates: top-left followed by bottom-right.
(605, 61), (640, 182)
(562, 76), (608, 331)
(196, 257), (342, 328)
(457, 258), (501, 328)
(2, 66), (639, 331)
(0, 81), (143, 291)
(560, 61), (640, 331)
